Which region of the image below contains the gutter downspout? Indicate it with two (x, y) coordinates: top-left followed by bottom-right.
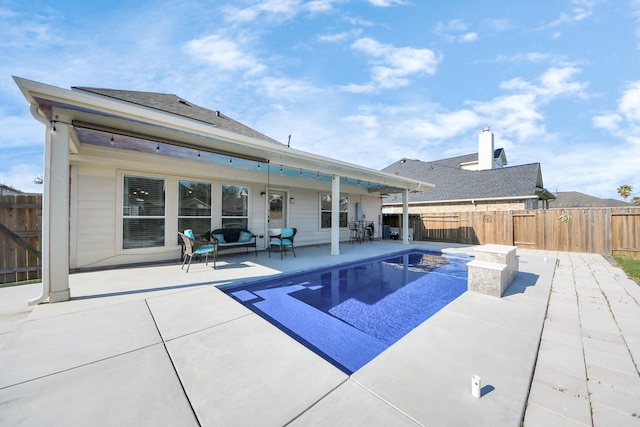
(28, 104), (50, 306)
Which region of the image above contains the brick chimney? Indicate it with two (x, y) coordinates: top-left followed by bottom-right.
(478, 127), (494, 170)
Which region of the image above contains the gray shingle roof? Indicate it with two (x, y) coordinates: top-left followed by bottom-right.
(72, 87), (283, 145)
(432, 148), (505, 168)
(382, 158), (551, 204)
(548, 191), (630, 208)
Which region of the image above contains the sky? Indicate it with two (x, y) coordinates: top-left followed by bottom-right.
(1, 0), (639, 200)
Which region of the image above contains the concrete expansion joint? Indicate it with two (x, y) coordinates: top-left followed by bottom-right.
(144, 299), (201, 426)
(0, 342), (161, 391)
(284, 378), (351, 426)
(596, 286), (640, 378)
(350, 378), (425, 426)
(570, 258), (596, 427)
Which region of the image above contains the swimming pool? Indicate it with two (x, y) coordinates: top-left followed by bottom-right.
(223, 250), (469, 374)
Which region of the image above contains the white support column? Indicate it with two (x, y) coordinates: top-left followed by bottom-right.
(402, 188), (409, 244)
(331, 175), (340, 256)
(36, 119), (70, 303)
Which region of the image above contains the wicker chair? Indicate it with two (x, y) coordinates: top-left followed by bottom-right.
(178, 230), (217, 272)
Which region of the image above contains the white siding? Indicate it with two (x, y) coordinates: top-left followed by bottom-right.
(69, 145), (385, 268)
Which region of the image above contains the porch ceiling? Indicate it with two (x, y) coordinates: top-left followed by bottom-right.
(74, 126), (407, 194)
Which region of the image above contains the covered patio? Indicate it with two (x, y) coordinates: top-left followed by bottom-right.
(13, 77), (433, 304)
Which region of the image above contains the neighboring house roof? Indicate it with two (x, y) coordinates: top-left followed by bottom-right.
(72, 87), (283, 146)
(0, 183), (23, 195)
(548, 191), (630, 208)
(381, 158), (555, 204)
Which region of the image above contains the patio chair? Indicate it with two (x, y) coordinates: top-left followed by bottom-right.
(363, 222), (374, 242)
(348, 221), (361, 244)
(179, 230), (217, 272)
(268, 227), (297, 259)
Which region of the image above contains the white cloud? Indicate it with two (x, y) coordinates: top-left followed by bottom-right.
(318, 29), (361, 43)
(343, 114), (380, 138)
(0, 7), (62, 49)
(435, 19), (478, 43)
(398, 109), (482, 141)
(618, 80), (640, 121)
(222, 0), (301, 22)
(592, 113), (622, 132)
(631, 0), (640, 47)
(306, 0), (340, 13)
(347, 37), (440, 90)
(471, 93), (545, 142)
(497, 52), (559, 63)
(253, 76), (325, 101)
(459, 32), (478, 42)
(222, 0), (341, 23)
(544, 0), (596, 28)
(390, 65), (587, 153)
(500, 66), (588, 100)
(593, 80), (640, 144)
(367, 0), (406, 6)
(183, 34), (267, 75)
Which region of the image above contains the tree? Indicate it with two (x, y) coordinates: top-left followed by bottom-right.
(632, 197), (640, 205)
(33, 175), (43, 185)
(617, 184), (632, 201)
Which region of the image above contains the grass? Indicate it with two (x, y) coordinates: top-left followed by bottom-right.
(613, 254), (640, 283)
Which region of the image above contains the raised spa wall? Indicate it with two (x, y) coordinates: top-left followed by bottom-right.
(467, 244), (519, 297)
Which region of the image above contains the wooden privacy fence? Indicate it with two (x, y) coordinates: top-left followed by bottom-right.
(412, 207), (640, 256)
(0, 194), (42, 284)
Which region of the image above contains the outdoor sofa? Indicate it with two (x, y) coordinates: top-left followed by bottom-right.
(206, 228), (258, 256)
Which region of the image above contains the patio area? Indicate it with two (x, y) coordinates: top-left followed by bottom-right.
(0, 241), (639, 426)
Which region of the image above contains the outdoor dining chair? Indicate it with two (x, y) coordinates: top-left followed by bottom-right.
(178, 230), (217, 272)
(268, 227), (297, 259)
(348, 221), (361, 244)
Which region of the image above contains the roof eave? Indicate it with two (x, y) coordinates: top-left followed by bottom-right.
(14, 76), (432, 192)
(382, 194), (540, 206)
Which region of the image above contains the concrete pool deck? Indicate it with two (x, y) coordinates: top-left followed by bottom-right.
(0, 242), (638, 426)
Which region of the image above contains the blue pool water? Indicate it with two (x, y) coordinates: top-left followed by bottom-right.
(223, 251), (469, 374)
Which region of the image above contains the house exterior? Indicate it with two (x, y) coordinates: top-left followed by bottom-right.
(382, 127), (555, 218)
(0, 184), (26, 196)
(14, 77), (432, 303)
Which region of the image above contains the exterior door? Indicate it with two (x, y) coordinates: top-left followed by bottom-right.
(268, 190), (287, 229)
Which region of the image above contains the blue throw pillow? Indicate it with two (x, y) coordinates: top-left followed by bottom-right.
(238, 231), (253, 242)
(184, 229), (195, 239)
(212, 233), (226, 243)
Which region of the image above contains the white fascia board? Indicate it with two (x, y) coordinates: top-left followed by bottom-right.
(14, 76), (432, 192)
(382, 194), (538, 206)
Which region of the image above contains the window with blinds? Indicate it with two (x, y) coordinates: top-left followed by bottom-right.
(123, 175), (166, 249)
(178, 180), (212, 239)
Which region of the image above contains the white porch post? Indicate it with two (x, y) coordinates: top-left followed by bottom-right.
(402, 188), (409, 244)
(331, 175), (340, 255)
(33, 118), (70, 304)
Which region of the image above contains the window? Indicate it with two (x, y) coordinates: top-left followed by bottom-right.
(525, 198), (539, 210)
(222, 184), (249, 229)
(320, 193), (348, 229)
(123, 175), (165, 249)
(178, 180), (212, 239)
